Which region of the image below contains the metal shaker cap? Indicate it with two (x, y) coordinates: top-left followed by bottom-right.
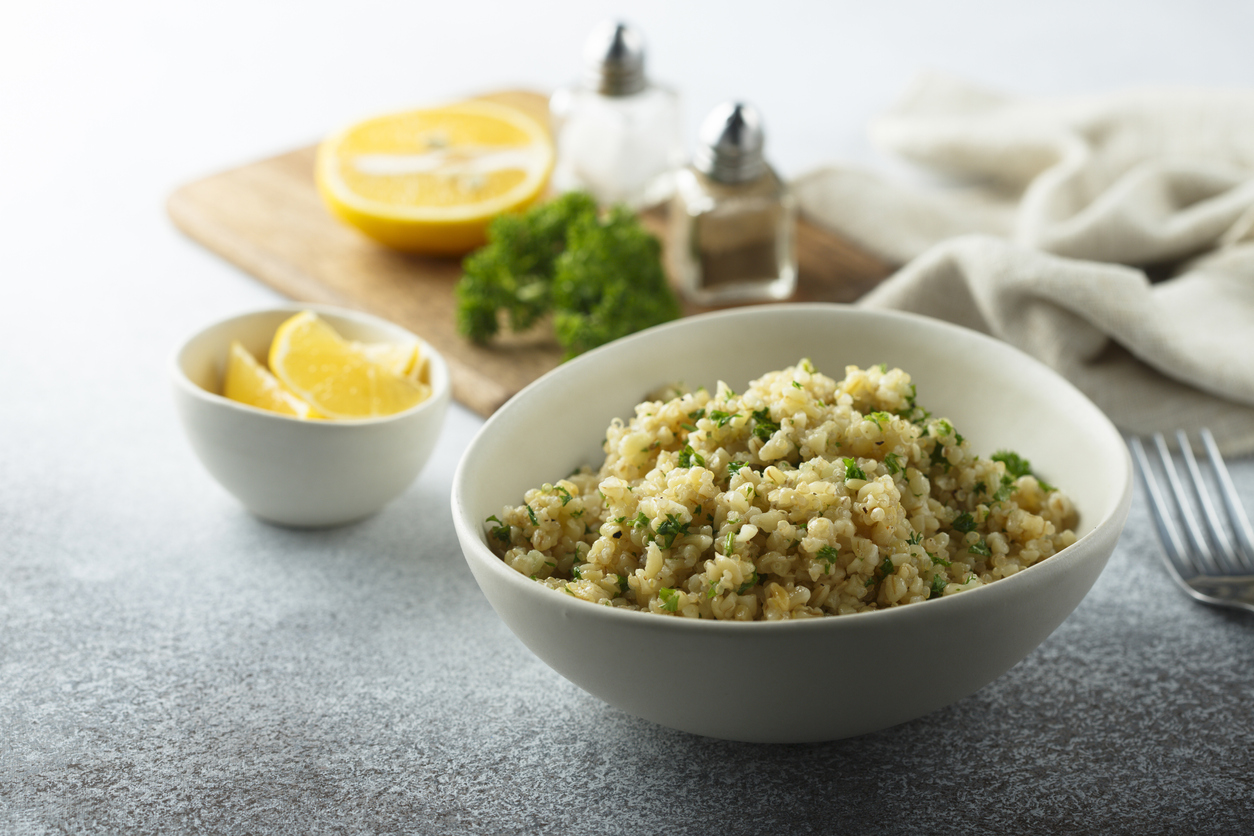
(582, 20), (647, 97)
(693, 102), (767, 184)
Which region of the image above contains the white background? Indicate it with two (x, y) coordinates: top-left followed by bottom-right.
(5, 0), (1254, 402)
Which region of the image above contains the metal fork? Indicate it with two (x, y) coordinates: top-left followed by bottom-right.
(1129, 428), (1254, 613)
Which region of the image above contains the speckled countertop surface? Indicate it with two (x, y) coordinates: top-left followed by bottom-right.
(5, 408), (1253, 834)
(5, 2), (1254, 833)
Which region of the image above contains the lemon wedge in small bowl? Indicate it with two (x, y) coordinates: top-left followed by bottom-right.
(224, 339), (323, 420)
(268, 311), (431, 419)
(171, 305), (450, 527)
(316, 100), (554, 255)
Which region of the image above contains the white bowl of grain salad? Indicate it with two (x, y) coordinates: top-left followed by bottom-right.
(451, 304), (1132, 743)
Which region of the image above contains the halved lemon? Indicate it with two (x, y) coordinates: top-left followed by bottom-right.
(223, 340), (323, 419)
(269, 312), (431, 419)
(316, 100), (554, 255)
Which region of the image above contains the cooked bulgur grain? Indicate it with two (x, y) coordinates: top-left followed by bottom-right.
(485, 361), (1078, 620)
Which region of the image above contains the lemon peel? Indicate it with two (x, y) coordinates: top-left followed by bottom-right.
(316, 100), (554, 255)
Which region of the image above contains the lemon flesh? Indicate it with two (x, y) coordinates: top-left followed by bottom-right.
(351, 340), (429, 384)
(223, 340), (323, 419)
(269, 312), (431, 419)
(316, 100), (554, 255)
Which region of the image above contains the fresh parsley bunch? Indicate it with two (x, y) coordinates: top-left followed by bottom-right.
(454, 191), (681, 360)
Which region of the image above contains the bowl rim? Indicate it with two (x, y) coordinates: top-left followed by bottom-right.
(170, 302), (450, 426)
(453, 302), (1134, 633)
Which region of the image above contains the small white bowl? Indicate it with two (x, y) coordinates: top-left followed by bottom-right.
(172, 304), (450, 527)
(452, 304), (1132, 743)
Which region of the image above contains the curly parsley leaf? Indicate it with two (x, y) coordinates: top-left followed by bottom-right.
(736, 572), (759, 594)
(991, 475), (1015, 504)
(655, 514), (690, 549)
(895, 383), (931, 422)
(991, 449), (1056, 492)
(486, 515), (511, 543)
(843, 457), (867, 481)
(551, 206), (683, 360)
(455, 191), (682, 360)
(677, 444), (706, 469)
(751, 408), (779, 441)
(867, 411), (892, 428)
(992, 450), (1030, 477)
(455, 191), (595, 343)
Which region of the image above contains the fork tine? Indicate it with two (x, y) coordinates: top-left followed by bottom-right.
(1201, 428), (1254, 572)
(1153, 433), (1222, 575)
(1130, 436), (1195, 579)
(1176, 430), (1242, 574)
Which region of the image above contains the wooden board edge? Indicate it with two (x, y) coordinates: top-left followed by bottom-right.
(167, 184), (354, 308)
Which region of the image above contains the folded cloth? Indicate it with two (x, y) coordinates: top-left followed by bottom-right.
(795, 74), (1254, 454)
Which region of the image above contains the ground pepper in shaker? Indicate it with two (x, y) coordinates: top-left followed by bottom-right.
(549, 21), (683, 209)
(670, 102), (797, 305)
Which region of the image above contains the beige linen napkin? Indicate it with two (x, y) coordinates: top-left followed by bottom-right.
(795, 74), (1254, 453)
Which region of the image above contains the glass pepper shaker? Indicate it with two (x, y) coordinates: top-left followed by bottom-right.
(549, 20), (684, 209)
(670, 102), (797, 305)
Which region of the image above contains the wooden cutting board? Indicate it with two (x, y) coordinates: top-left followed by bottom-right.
(166, 91), (892, 417)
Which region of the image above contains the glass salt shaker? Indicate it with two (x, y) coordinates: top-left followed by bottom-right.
(670, 102), (797, 306)
(549, 20), (684, 209)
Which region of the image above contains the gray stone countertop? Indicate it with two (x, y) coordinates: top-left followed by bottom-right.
(4, 389), (1253, 833)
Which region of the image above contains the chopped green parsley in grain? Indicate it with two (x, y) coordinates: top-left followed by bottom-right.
(487, 361), (1077, 619)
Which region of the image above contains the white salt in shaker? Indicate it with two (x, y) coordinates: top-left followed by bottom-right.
(669, 101), (797, 306)
(549, 20), (684, 209)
